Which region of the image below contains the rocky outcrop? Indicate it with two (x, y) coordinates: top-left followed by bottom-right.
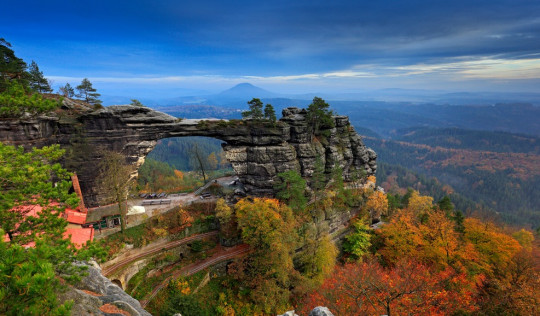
(278, 306), (335, 316)
(308, 306), (335, 316)
(57, 263), (151, 316)
(0, 102), (376, 206)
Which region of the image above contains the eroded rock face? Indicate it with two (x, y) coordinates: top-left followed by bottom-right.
(0, 104), (376, 206)
(308, 306), (335, 316)
(278, 306), (335, 316)
(57, 263), (151, 316)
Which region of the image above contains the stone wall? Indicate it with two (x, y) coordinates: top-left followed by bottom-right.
(0, 102), (376, 206)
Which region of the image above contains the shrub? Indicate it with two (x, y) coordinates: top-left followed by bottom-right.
(0, 81), (61, 117)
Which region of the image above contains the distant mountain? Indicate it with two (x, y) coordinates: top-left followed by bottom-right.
(217, 83), (278, 99)
(150, 83), (284, 108)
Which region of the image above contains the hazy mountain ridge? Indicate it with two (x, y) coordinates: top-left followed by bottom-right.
(119, 83), (540, 137)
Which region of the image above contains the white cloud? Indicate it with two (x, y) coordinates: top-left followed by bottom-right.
(47, 56), (540, 94)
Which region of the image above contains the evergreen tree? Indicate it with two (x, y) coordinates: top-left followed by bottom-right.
(76, 78), (101, 105)
(130, 99), (144, 107)
(0, 235), (74, 315)
(28, 60), (52, 93)
(306, 97), (334, 138)
(275, 170), (307, 212)
(264, 103), (277, 123)
(312, 154), (326, 193)
(0, 38), (28, 91)
(58, 83), (75, 98)
(0, 142), (105, 315)
(242, 98), (264, 120)
(437, 195), (454, 213)
(0, 143), (78, 244)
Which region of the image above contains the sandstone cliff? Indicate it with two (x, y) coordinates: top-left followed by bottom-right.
(0, 101), (376, 206)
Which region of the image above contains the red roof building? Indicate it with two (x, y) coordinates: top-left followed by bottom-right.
(65, 227), (94, 248)
(3, 204), (94, 248)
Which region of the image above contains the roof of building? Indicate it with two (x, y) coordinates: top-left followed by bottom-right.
(3, 203), (93, 247)
(65, 209), (88, 225)
(65, 227), (94, 248)
(86, 203), (121, 223)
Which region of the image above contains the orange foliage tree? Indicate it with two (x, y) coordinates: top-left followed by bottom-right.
(462, 218), (522, 276)
(298, 258), (478, 316)
(372, 199), (537, 315)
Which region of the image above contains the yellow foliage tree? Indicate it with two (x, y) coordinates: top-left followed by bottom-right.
(420, 210), (460, 269)
(207, 152), (218, 170)
(365, 190), (388, 220)
(512, 229), (534, 251)
(407, 190), (434, 214)
(232, 198), (298, 313)
(377, 209), (424, 264)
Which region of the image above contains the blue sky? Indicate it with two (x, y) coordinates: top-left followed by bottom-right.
(2, 0), (540, 98)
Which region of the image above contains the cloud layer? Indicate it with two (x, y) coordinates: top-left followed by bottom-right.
(3, 0), (540, 95)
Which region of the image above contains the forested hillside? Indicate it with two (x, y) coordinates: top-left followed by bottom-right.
(363, 131), (540, 228)
(337, 101), (540, 137)
(391, 127), (539, 154)
(376, 162), (487, 214)
(147, 137), (226, 171)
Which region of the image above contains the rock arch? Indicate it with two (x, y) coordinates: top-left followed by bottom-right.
(0, 105), (376, 207)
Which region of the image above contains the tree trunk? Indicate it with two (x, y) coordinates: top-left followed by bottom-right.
(117, 192), (126, 232)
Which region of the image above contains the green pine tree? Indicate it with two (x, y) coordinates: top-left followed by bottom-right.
(275, 170), (307, 213)
(242, 98), (264, 120)
(264, 103), (277, 123)
(0, 142), (106, 315)
(0, 38), (28, 91)
(437, 195), (454, 213)
(130, 99), (144, 107)
(28, 60), (52, 93)
(0, 235), (74, 315)
(76, 78), (101, 105)
(59, 83), (75, 98)
(306, 97), (334, 139)
(312, 154), (326, 193)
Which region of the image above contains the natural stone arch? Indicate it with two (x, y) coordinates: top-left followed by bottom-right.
(0, 104), (377, 207)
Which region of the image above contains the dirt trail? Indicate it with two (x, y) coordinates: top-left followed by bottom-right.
(140, 244), (250, 308)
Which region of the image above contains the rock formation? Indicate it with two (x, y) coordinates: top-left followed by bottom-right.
(278, 306), (335, 316)
(58, 263), (151, 316)
(0, 102), (376, 206)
